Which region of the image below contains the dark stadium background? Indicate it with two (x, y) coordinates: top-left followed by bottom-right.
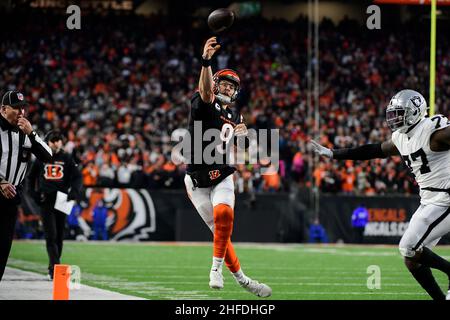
(2, 0), (450, 245)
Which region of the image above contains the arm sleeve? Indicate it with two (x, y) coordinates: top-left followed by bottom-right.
(29, 132), (53, 162)
(26, 159), (40, 194)
(332, 143), (387, 160)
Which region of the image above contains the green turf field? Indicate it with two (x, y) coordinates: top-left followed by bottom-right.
(7, 241), (450, 300)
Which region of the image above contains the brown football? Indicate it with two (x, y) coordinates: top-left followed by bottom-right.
(207, 8), (235, 33)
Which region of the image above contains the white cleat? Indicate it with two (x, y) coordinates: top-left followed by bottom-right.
(209, 269), (224, 290)
(446, 290), (450, 300)
(239, 278), (272, 298)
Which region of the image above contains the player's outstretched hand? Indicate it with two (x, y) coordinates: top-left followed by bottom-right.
(202, 37), (221, 60)
(310, 140), (333, 158)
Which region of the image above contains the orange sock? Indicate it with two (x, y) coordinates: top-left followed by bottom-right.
(225, 241), (241, 273)
(213, 204), (234, 259)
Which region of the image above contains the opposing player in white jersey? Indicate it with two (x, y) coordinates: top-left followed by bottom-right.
(311, 89), (450, 300)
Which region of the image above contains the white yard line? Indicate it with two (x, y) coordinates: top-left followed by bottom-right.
(137, 281), (421, 287)
(302, 248), (397, 256)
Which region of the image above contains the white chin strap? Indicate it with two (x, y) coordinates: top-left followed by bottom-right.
(215, 93), (232, 105)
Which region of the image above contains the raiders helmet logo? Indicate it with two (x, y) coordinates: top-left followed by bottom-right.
(17, 93), (24, 101)
(410, 96), (421, 108)
(209, 170), (221, 180)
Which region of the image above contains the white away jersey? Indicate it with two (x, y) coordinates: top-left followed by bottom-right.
(391, 115), (450, 206)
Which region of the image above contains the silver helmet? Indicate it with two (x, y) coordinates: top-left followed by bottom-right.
(386, 89), (428, 133)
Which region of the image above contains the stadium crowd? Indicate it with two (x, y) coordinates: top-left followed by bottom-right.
(2, 10), (450, 196)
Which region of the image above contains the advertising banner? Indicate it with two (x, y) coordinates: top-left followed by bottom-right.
(319, 194), (450, 244)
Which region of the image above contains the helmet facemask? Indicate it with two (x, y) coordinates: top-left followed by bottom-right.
(386, 106), (407, 132)
(213, 69), (240, 104)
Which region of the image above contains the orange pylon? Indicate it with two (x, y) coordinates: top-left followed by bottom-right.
(53, 264), (70, 300)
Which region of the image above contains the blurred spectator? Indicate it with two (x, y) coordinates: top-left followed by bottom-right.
(351, 205), (369, 244)
(262, 171), (281, 192)
(98, 163), (116, 187)
(67, 203), (88, 241)
(82, 162), (99, 187)
(15, 208), (41, 240)
(0, 11), (443, 195)
(308, 218), (329, 243)
(291, 151), (305, 183)
(117, 162), (132, 187)
(92, 200), (109, 241)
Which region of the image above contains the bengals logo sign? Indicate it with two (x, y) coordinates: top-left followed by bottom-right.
(209, 170), (221, 180)
(44, 164), (64, 180)
(81, 188), (156, 241)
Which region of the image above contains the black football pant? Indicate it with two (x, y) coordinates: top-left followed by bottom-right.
(41, 197), (67, 273)
(353, 227), (365, 244)
(0, 195), (19, 282)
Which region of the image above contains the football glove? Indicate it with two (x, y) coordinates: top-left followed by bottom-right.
(310, 140), (333, 159)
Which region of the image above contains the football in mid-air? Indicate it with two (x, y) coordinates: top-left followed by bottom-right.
(207, 8), (235, 33)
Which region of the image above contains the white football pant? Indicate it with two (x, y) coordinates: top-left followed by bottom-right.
(184, 174), (235, 231)
(399, 203), (450, 257)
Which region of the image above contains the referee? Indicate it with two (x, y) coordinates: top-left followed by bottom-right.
(0, 90), (52, 282)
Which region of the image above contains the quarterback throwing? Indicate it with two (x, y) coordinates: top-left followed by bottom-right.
(183, 37), (271, 297)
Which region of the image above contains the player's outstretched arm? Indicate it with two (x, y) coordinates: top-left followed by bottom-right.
(198, 37), (221, 104)
(380, 140), (401, 157)
(310, 139), (399, 160)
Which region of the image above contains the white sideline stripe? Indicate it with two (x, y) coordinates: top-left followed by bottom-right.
(0, 267), (146, 300)
(159, 290), (428, 296)
(283, 292), (428, 295)
(121, 275), (411, 280)
(6, 259), (211, 300)
(267, 292), (428, 296)
(303, 248), (397, 256)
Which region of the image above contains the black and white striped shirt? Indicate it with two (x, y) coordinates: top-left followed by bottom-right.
(0, 115), (52, 187)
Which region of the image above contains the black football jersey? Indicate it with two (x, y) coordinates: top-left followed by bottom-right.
(27, 150), (82, 195)
(186, 92), (243, 173)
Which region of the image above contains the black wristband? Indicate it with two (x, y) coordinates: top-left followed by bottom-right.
(332, 143), (386, 160)
(201, 57), (211, 67)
